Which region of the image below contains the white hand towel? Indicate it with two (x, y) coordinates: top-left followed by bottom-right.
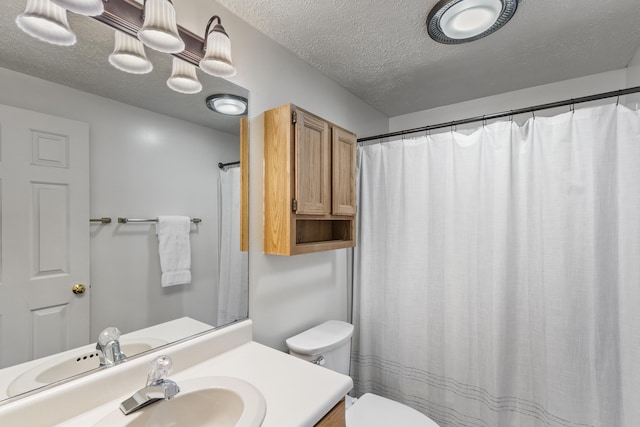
(155, 216), (192, 287)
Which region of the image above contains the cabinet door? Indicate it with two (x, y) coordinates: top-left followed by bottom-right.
(295, 110), (331, 215)
(332, 127), (357, 216)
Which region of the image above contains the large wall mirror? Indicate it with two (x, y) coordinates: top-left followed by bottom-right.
(0, 0), (249, 402)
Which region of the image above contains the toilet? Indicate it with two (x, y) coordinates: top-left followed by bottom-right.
(286, 320), (439, 427)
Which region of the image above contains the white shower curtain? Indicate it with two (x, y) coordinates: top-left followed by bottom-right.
(217, 166), (248, 326)
(352, 104), (640, 427)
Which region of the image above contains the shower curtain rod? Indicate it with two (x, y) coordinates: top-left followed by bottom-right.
(357, 85), (640, 143)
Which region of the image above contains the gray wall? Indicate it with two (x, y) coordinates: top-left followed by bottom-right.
(172, 1), (389, 350)
(389, 69), (629, 134)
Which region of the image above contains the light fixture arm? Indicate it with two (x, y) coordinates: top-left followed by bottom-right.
(202, 15), (228, 52)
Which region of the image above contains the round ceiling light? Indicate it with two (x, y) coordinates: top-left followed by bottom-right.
(427, 0), (518, 44)
(206, 94), (247, 116)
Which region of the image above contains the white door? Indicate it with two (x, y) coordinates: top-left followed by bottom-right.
(0, 104), (90, 368)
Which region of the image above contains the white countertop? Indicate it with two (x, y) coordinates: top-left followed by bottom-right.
(0, 320), (353, 427)
(0, 317), (213, 401)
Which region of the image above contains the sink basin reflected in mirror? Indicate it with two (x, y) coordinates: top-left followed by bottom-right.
(96, 376), (267, 427)
(6, 338), (167, 397)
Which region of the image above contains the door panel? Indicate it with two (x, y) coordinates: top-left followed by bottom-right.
(295, 111), (330, 215)
(331, 127), (357, 216)
(0, 104), (90, 368)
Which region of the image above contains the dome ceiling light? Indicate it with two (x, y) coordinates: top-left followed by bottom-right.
(205, 94), (247, 116)
(427, 0), (519, 44)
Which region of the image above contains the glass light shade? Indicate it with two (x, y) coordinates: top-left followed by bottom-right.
(440, 0), (502, 39)
(108, 31), (153, 74)
(167, 58), (202, 94)
(199, 25), (236, 78)
(15, 0), (76, 46)
(206, 94), (247, 116)
(50, 0), (104, 16)
(138, 0), (185, 54)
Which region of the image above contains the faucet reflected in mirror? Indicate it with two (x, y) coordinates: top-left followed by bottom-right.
(96, 327), (127, 367)
(0, 0), (249, 403)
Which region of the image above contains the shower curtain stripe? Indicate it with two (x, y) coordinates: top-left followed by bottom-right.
(351, 104), (640, 427)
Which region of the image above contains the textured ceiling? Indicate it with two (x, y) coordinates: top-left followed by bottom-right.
(217, 0), (640, 117)
(1, 0), (248, 135)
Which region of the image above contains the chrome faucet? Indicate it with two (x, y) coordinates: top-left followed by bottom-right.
(96, 327), (127, 367)
(120, 355), (180, 415)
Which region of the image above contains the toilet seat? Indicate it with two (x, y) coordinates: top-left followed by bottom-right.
(346, 393), (439, 427)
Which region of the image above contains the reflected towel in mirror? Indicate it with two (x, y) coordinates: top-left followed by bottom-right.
(155, 216), (192, 287)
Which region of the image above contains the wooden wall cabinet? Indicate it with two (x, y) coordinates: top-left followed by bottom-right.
(264, 104), (356, 255)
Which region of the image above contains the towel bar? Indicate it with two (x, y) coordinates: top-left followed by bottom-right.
(118, 217), (202, 224)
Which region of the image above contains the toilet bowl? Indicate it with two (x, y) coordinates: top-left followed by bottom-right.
(286, 320), (439, 427)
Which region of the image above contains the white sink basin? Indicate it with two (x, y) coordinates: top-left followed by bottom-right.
(95, 376), (267, 427)
(6, 338), (167, 397)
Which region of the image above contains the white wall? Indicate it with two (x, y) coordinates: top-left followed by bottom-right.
(0, 67), (239, 339)
(626, 45), (640, 106)
(172, 1), (389, 350)
(390, 69), (628, 134)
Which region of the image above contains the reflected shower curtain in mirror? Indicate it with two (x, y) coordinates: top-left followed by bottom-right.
(352, 104), (640, 427)
(217, 166), (248, 326)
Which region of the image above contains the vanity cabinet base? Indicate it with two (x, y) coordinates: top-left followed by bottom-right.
(315, 398), (346, 427)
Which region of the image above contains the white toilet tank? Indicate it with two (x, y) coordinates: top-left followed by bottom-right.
(285, 320), (354, 376)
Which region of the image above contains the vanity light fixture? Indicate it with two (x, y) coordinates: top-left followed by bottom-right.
(15, 0), (240, 97)
(108, 30), (153, 74)
(199, 16), (236, 78)
(427, 0), (518, 44)
(167, 58), (202, 94)
(138, 0), (185, 54)
(51, 0), (104, 16)
(15, 0), (77, 46)
(205, 94), (247, 116)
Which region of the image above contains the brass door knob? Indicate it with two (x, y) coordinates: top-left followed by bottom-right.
(72, 284), (86, 295)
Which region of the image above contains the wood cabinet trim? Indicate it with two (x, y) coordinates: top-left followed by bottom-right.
(314, 398), (346, 427)
(240, 117), (249, 252)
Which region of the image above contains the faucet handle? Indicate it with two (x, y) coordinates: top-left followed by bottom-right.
(97, 327), (121, 346)
(146, 355), (173, 386)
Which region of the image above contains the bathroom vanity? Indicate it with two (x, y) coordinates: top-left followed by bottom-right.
(0, 320), (351, 426)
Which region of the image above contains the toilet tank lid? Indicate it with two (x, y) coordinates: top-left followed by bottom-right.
(286, 320), (354, 355)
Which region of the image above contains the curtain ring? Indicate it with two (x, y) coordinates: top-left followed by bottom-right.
(532, 110), (536, 120)
(616, 95), (620, 106)
(509, 111), (514, 122)
(570, 102), (574, 113)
